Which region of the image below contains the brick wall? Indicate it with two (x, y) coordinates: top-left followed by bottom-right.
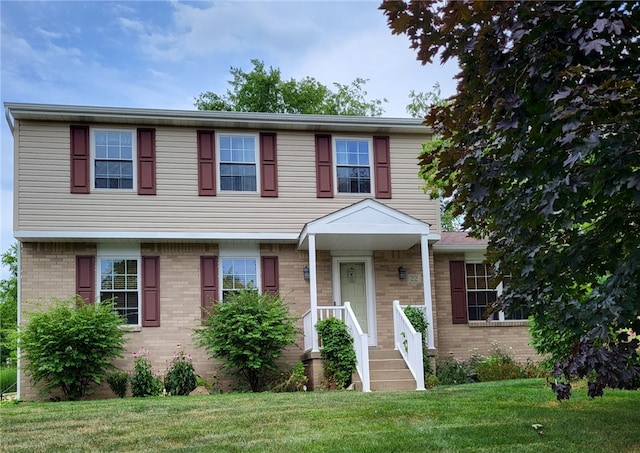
(432, 252), (538, 362)
(19, 242), (315, 399)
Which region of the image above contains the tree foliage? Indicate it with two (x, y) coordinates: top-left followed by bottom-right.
(20, 298), (126, 400)
(0, 243), (18, 362)
(195, 59), (386, 116)
(382, 1), (640, 398)
(193, 290), (298, 392)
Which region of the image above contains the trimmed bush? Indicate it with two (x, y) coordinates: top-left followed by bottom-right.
(20, 298), (126, 400)
(194, 290), (297, 392)
(106, 370), (129, 398)
(316, 317), (357, 389)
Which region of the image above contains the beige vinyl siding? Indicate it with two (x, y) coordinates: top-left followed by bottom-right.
(16, 121), (440, 235)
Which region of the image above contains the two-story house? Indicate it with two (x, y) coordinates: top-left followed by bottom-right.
(5, 102), (535, 399)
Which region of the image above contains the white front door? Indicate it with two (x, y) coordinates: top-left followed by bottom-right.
(333, 257), (377, 346)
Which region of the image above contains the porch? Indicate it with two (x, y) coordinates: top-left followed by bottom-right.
(302, 301), (433, 392)
(296, 199), (439, 391)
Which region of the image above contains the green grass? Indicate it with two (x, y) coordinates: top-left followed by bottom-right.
(0, 367), (17, 393)
(1, 379), (639, 452)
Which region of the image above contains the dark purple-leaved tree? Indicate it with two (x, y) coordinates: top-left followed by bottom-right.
(381, 0), (640, 399)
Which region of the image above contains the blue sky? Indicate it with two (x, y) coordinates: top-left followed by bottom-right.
(0, 0), (458, 277)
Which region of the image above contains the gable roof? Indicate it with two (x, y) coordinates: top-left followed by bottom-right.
(298, 199), (433, 251)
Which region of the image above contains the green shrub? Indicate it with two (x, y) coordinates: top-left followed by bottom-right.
(436, 357), (474, 385)
(164, 346), (197, 396)
(403, 305), (433, 376)
(0, 366), (17, 393)
(475, 347), (525, 382)
(20, 298), (126, 400)
(194, 290), (298, 392)
(316, 317), (357, 390)
(106, 370), (129, 398)
(272, 361), (308, 392)
(130, 347), (162, 397)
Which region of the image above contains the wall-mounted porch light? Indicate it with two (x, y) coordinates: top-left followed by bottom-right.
(398, 265), (407, 280)
(303, 265), (310, 281)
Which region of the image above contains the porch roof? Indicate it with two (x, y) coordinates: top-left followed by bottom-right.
(298, 199), (433, 251)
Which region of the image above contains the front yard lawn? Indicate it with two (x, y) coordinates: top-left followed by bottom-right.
(1, 379), (639, 452)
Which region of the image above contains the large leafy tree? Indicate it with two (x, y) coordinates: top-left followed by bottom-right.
(381, 1), (640, 398)
(195, 59), (386, 116)
(0, 243), (18, 363)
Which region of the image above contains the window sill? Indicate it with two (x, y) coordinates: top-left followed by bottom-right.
(119, 325), (142, 332)
(468, 320), (529, 328)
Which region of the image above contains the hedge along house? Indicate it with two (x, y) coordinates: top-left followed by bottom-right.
(5, 103), (536, 399)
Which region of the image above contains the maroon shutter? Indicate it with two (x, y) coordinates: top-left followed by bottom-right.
(142, 256), (160, 327)
(70, 125), (90, 194)
(201, 256), (218, 318)
(260, 132), (278, 197)
(315, 134), (334, 198)
(450, 261), (468, 324)
(76, 255), (95, 304)
(261, 256), (279, 295)
(373, 136), (392, 199)
(198, 130), (217, 196)
(137, 128), (156, 195)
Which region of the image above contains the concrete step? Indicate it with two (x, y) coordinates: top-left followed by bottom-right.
(351, 349), (419, 392)
(368, 349), (404, 360)
(371, 379), (418, 392)
(370, 368), (415, 381)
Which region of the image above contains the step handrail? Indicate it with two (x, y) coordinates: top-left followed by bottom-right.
(343, 302), (370, 392)
(392, 300), (425, 390)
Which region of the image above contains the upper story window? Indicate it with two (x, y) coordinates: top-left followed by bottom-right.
(335, 138), (371, 194)
(93, 130), (135, 190)
(219, 134), (257, 192)
(99, 252), (141, 326)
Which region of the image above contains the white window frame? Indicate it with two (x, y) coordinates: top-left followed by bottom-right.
(217, 132), (260, 193)
(219, 245), (261, 300)
(465, 261), (526, 321)
(333, 137), (373, 196)
(97, 244), (141, 326)
(91, 128), (137, 192)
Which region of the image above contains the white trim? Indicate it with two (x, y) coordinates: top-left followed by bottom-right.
(14, 230), (299, 242)
(90, 127), (137, 192)
(332, 255), (377, 346)
(5, 102), (433, 135)
(333, 137), (374, 196)
(216, 132), (260, 194)
(97, 244), (142, 327)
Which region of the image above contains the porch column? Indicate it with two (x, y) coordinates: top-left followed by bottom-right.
(309, 233), (320, 352)
(421, 234), (436, 349)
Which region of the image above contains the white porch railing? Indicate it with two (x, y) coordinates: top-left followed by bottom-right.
(302, 304), (370, 392)
(343, 302), (370, 392)
(392, 300), (425, 390)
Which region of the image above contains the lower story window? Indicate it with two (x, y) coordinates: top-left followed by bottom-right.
(221, 258), (257, 301)
(100, 258), (139, 325)
(466, 263), (526, 321)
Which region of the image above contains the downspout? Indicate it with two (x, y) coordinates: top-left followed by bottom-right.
(5, 106), (14, 134)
